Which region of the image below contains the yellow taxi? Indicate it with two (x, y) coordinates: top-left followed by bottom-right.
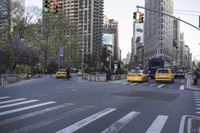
(55, 69), (66, 78)
(155, 68), (175, 83)
(127, 69), (148, 82)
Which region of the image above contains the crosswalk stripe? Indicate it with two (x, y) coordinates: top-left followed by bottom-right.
(102, 111), (140, 133)
(0, 98), (26, 104)
(130, 83), (138, 86)
(0, 96), (10, 100)
(179, 85), (184, 90)
(56, 108), (116, 133)
(196, 112), (200, 114)
(195, 101), (200, 104)
(145, 115), (168, 133)
(0, 101), (55, 116)
(149, 83), (157, 87)
(195, 104), (200, 107)
(157, 84), (165, 88)
(122, 83), (129, 85)
(0, 100), (38, 109)
(0, 103), (74, 126)
(138, 83), (148, 86)
(10, 105), (93, 133)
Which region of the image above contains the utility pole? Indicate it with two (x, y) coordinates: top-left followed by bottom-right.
(136, 6), (200, 31)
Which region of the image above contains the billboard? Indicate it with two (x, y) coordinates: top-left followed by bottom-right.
(103, 34), (114, 46)
(134, 23), (144, 45)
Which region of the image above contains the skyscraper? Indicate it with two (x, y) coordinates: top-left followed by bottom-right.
(103, 15), (119, 61)
(173, 19), (180, 66)
(43, 0), (104, 64)
(0, 0), (25, 45)
(144, 0), (174, 66)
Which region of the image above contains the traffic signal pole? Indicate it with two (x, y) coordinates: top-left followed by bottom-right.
(137, 5), (200, 31)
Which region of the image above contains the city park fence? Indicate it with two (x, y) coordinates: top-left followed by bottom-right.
(0, 73), (43, 88)
(81, 73), (127, 82)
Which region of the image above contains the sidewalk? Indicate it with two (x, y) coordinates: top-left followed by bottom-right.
(186, 75), (200, 91)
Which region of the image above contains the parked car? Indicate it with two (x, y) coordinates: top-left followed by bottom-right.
(175, 71), (185, 79)
(155, 68), (175, 83)
(127, 69), (148, 82)
(55, 69), (67, 79)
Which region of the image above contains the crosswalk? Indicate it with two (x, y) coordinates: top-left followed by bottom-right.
(0, 96), (185, 133)
(110, 79), (186, 90)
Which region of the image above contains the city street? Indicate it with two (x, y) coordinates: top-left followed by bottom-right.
(0, 76), (199, 133)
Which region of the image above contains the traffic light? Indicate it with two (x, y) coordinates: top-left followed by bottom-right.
(44, 0), (49, 13)
(53, 1), (59, 14)
(139, 12), (144, 23)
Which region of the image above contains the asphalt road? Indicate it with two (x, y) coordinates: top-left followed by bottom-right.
(0, 75), (199, 133)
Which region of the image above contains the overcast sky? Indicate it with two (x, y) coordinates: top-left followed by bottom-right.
(25, 0), (200, 59)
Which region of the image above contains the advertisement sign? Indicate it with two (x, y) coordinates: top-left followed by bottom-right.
(103, 34), (114, 46)
(134, 23), (144, 45)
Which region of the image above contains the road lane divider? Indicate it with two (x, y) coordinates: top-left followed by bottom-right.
(102, 111), (140, 133)
(0, 101), (56, 116)
(56, 108), (116, 133)
(145, 115), (168, 133)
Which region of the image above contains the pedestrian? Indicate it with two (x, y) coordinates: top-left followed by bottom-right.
(66, 67), (71, 80)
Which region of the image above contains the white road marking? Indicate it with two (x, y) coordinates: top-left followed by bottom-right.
(72, 89), (79, 92)
(195, 101), (200, 104)
(178, 115), (187, 133)
(178, 115), (200, 133)
(196, 108), (200, 110)
(122, 83), (129, 85)
(145, 115), (168, 133)
(138, 83), (148, 86)
(157, 84), (165, 88)
(195, 104), (200, 107)
(180, 85), (185, 90)
(0, 96), (10, 100)
(149, 83), (157, 87)
(196, 112), (200, 114)
(38, 94), (48, 97)
(10, 105), (93, 133)
(169, 85), (174, 88)
(56, 108), (116, 133)
(102, 111), (140, 133)
(0, 98), (26, 104)
(0, 100), (38, 109)
(0, 103), (74, 126)
(0, 101), (55, 116)
(194, 99), (200, 102)
(130, 83), (138, 86)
